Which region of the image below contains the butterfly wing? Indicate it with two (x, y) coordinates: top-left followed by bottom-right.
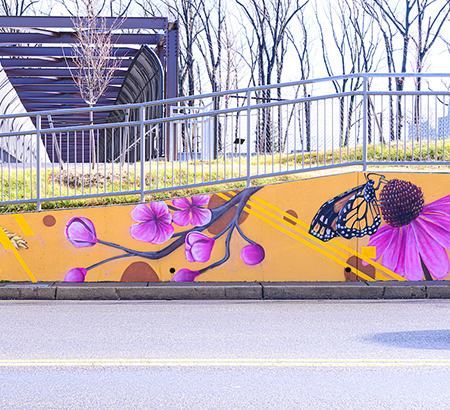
(309, 185), (365, 242)
(335, 185), (382, 239)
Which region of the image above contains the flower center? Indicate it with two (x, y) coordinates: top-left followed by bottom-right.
(380, 179), (424, 227)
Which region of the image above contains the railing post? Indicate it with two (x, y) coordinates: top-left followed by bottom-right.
(36, 114), (41, 211)
(362, 75), (368, 172)
(140, 105), (146, 203)
(246, 90), (251, 187)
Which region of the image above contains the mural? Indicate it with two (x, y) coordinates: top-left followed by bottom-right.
(0, 172), (450, 283)
(309, 173), (387, 241)
(63, 187), (264, 282)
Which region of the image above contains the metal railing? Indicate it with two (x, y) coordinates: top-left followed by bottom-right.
(1, 73), (450, 209)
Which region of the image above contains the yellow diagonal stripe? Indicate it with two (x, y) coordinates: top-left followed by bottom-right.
(0, 227), (37, 283)
(13, 214), (35, 236)
(250, 195), (406, 281)
(217, 192), (374, 281)
(247, 198), (390, 281)
(217, 190), (404, 281)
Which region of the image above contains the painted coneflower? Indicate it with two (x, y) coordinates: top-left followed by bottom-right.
(367, 179), (450, 280)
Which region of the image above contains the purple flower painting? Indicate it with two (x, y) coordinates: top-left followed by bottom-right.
(172, 195), (212, 227)
(241, 244), (265, 266)
(185, 231), (215, 263)
(130, 202), (174, 244)
(65, 267), (87, 283)
(65, 217), (98, 248)
(368, 179), (450, 280)
(172, 268), (200, 282)
(62, 187), (262, 283)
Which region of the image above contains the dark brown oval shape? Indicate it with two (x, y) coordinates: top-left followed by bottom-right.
(207, 192), (250, 235)
(43, 215), (56, 227)
(121, 261), (159, 282)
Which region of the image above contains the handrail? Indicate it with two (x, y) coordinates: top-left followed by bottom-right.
(1, 72), (450, 210)
(1, 72), (450, 121)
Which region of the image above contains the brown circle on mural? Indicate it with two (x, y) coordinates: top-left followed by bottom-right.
(283, 210), (298, 225)
(345, 256), (376, 281)
(121, 261), (160, 282)
(43, 215), (56, 227)
(207, 192), (250, 235)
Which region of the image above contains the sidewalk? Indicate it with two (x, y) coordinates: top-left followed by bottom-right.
(1, 280), (450, 300)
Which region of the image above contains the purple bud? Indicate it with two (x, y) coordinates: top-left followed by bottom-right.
(65, 217), (98, 248)
(185, 232), (215, 263)
(64, 268), (87, 283)
(172, 268), (200, 282)
(241, 244), (265, 266)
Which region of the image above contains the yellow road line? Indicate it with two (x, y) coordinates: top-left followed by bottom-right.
(0, 227), (37, 283)
(0, 358), (449, 367)
(12, 214), (35, 236)
(251, 195), (406, 281)
(216, 192), (374, 282)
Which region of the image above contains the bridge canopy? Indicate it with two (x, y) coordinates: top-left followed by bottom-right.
(0, 16), (178, 128)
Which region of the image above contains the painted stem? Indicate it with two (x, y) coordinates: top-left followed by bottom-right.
(89, 187), (263, 268)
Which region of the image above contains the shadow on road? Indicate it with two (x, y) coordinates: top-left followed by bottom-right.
(367, 330), (450, 350)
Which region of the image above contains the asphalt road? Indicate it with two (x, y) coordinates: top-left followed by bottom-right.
(1, 299), (450, 409)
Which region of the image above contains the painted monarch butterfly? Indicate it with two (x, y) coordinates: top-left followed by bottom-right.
(309, 173), (387, 242)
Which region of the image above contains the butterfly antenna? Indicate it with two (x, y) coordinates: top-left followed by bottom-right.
(376, 175), (389, 190)
(365, 173), (387, 189)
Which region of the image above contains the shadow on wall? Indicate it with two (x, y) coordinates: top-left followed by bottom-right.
(367, 330), (450, 350)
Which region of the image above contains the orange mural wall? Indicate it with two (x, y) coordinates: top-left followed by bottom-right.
(0, 171), (449, 283)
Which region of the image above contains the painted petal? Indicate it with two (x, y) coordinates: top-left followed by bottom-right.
(130, 221), (157, 242)
(131, 204), (153, 223)
(172, 268), (200, 282)
(151, 222), (174, 244)
(65, 217), (98, 248)
(190, 207), (212, 227)
(416, 215), (450, 251)
(185, 249), (195, 263)
(172, 197), (191, 209)
(411, 220), (449, 280)
(186, 231), (208, 245)
(150, 202), (171, 220)
(173, 209), (191, 226)
(191, 195), (210, 207)
(404, 226), (423, 281)
(420, 212), (450, 232)
(190, 241), (214, 262)
(380, 228), (402, 272)
(393, 228), (408, 279)
(185, 232), (215, 263)
(367, 225), (396, 261)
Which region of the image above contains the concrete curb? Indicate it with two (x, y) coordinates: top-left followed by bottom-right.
(1, 281), (450, 300)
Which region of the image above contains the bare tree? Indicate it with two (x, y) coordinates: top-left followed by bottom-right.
(316, 0), (378, 146)
(360, 0), (450, 140)
(57, 0), (132, 17)
(236, 0), (308, 153)
(0, 0), (38, 15)
(68, 0), (123, 167)
(197, 0), (225, 155)
(411, 0), (450, 128)
(287, 8), (311, 152)
(360, 0), (416, 140)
